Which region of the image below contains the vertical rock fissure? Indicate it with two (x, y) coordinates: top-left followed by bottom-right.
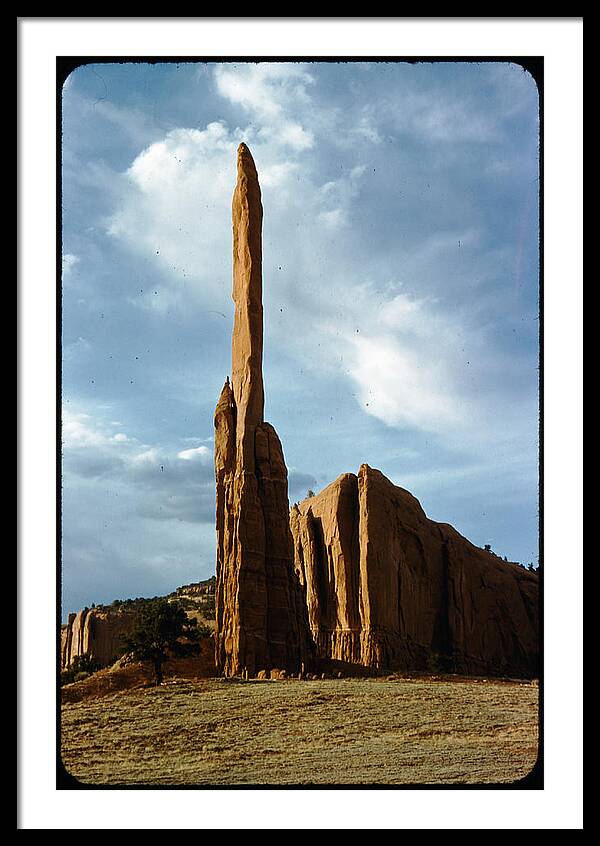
(311, 513), (328, 628)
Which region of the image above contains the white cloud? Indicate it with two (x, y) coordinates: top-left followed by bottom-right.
(177, 445), (212, 463)
(105, 123), (236, 308)
(100, 62), (536, 468)
(272, 121), (313, 151)
(132, 447), (159, 464)
(214, 63), (315, 150)
(62, 409), (108, 448)
(103, 113), (491, 447)
(215, 65), (283, 118)
(260, 161), (298, 188)
(126, 122), (232, 194)
(315, 286), (465, 433)
(60, 62), (541, 614)
(104, 118), (337, 312)
(345, 332), (460, 430)
(63, 409), (134, 454)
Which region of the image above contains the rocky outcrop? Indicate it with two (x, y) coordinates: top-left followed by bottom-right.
(61, 607), (137, 670)
(175, 576), (216, 597)
(214, 144), (313, 678)
(291, 464), (539, 678)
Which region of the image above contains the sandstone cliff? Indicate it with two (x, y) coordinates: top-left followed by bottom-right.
(61, 577), (217, 670)
(61, 607), (137, 670)
(291, 464), (539, 678)
(214, 144), (312, 678)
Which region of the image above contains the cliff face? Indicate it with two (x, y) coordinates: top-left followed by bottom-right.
(61, 608), (137, 670)
(214, 144), (312, 678)
(61, 579), (217, 670)
(291, 464), (539, 678)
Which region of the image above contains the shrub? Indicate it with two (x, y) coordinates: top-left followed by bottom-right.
(60, 654), (100, 686)
(426, 650), (453, 674)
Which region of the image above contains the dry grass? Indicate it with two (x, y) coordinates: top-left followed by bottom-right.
(61, 675), (538, 785)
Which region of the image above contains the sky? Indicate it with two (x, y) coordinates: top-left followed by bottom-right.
(61, 60), (540, 618)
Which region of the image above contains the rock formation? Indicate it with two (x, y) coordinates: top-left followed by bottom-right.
(61, 607), (137, 670)
(175, 576), (216, 597)
(214, 144), (313, 678)
(61, 577), (217, 670)
(291, 464), (539, 678)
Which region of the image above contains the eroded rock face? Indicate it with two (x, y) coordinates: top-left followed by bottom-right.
(291, 464), (539, 678)
(61, 608), (136, 670)
(214, 144), (312, 678)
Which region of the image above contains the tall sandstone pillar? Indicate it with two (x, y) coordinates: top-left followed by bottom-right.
(214, 144), (312, 678)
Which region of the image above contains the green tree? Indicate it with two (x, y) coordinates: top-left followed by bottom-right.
(119, 599), (201, 685)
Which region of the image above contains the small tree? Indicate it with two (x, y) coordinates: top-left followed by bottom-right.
(119, 599), (201, 685)
(306, 489), (315, 499)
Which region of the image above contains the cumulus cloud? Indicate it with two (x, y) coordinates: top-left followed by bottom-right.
(215, 63), (315, 150)
(102, 62), (535, 456)
(177, 445), (212, 462)
(62, 409), (110, 447)
(105, 121), (236, 307)
(63, 405), (216, 524)
(346, 333), (459, 430)
(104, 117), (362, 318)
(61, 62), (540, 609)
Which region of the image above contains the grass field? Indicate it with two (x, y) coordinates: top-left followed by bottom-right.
(61, 675), (539, 785)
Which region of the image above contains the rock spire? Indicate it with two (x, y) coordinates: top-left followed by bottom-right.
(214, 144), (312, 678)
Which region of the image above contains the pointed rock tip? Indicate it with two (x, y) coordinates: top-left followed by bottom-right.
(216, 377), (233, 406)
(237, 142), (258, 177)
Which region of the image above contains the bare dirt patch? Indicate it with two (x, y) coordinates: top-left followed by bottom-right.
(61, 675), (538, 785)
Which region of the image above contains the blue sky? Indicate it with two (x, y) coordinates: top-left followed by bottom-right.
(61, 60), (539, 617)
